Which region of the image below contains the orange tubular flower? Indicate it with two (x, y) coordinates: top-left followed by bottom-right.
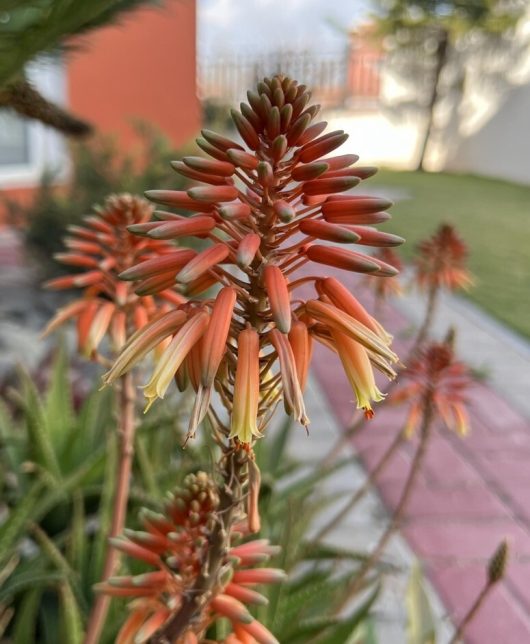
(96, 472), (284, 644)
(230, 328), (261, 443)
(392, 342), (473, 437)
(414, 223), (473, 292)
(43, 194), (185, 358)
(108, 75), (403, 438)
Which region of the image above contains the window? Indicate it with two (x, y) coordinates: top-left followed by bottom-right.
(0, 110), (30, 166)
(0, 55), (68, 188)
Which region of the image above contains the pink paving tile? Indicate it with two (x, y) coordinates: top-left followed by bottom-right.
(417, 435), (486, 489)
(506, 563), (530, 613)
(467, 385), (530, 435)
(355, 445), (415, 487)
(404, 521), (530, 560)
(379, 479), (513, 521)
(426, 562), (530, 644)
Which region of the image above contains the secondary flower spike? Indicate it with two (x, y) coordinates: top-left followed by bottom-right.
(43, 194), (186, 358)
(106, 75), (403, 437)
(393, 341), (473, 437)
(95, 472), (284, 644)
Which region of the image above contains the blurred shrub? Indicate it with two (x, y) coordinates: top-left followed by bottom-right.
(4, 122), (193, 271)
(0, 352), (383, 643)
(201, 98), (234, 132)
(0, 346), (202, 643)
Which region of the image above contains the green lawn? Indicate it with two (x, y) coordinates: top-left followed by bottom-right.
(369, 170), (530, 339)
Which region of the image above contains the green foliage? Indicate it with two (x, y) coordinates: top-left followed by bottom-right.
(372, 0), (525, 41)
(406, 563), (436, 644)
(251, 420), (383, 643)
(371, 169), (530, 338)
(0, 352), (388, 642)
(0, 0), (156, 86)
(4, 122), (191, 269)
(0, 345), (197, 642)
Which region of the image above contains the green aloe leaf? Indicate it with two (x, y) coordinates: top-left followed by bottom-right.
(317, 583), (380, 644)
(59, 582), (84, 644)
(11, 587), (42, 644)
(406, 563), (436, 644)
(30, 523), (88, 614)
(16, 368), (62, 481)
(0, 480), (44, 568)
(43, 343), (74, 451)
(0, 569), (64, 604)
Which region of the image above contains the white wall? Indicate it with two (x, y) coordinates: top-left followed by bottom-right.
(328, 14), (530, 185)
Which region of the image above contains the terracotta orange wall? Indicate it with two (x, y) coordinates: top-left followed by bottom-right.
(68, 0), (200, 150)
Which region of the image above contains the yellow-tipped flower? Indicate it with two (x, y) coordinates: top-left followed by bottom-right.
(331, 329), (385, 418)
(104, 74), (404, 440)
(230, 328), (261, 443)
(142, 311), (209, 411)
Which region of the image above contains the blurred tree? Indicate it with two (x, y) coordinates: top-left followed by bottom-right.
(372, 0), (526, 170)
(0, 0), (158, 136)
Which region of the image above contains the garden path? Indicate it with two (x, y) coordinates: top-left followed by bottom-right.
(304, 264), (530, 644)
(3, 226), (530, 642)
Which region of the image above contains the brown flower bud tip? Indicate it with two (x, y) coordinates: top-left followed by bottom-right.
(170, 161), (230, 186)
(126, 221), (162, 236)
(237, 233), (261, 269)
(218, 203), (251, 220)
(196, 136), (231, 162)
(350, 226), (404, 248)
(231, 109), (260, 150)
(291, 161), (329, 182)
(176, 244), (229, 283)
(299, 130), (349, 163)
(240, 101), (263, 132)
(488, 539), (509, 583)
(267, 105), (281, 139)
(119, 249), (197, 281)
(182, 155), (235, 177)
(227, 148), (259, 170)
(257, 161), (274, 187)
(347, 165), (379, 179)
(323, 195), (394, 215)
(273, 199), (295, 222)
(297, 120), (328, 146)
(286, 112), (311, 146)
(280, 102), (293, 130)
(146, 216), (217, 240)
(271, 134), (288, 162)
(145, 189), (214, 212)
(201, 128), (243, 152)
(225, 583), (269, 607)
(324, 210), (392, 225)
(187, 185), (239, 203)
(321, 153), (360, 170)
(306, 245), (380, 274)
(299, 219), (361, 243)
(302, 176), (360, 196)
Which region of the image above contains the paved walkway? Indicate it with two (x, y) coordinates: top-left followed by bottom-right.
(307, 266), (530, 644)
(3, 226), (530, 641)
(287, 374), (453, 642)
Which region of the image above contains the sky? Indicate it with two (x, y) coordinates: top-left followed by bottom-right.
(198, 0), (372, 59)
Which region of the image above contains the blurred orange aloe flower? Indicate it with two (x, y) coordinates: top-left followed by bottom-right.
(415, 223), (473, 292)
(104, 75), (403, 437)
(43, 193), (186, 359)
(393, 340), (473, 438)
(95, 472), (284, 644)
